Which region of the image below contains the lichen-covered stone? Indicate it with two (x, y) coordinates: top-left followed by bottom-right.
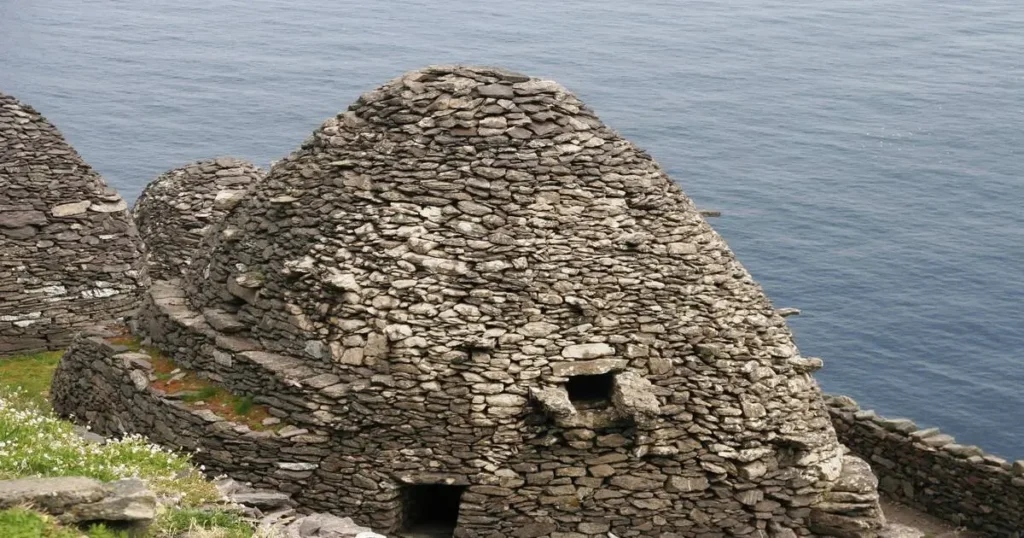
(132, 158), (264, 281)
(54, 66), (880, 537)
(0, 92), (146, 354)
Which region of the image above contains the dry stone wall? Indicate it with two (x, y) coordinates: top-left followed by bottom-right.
(54, 66), (885, 537)
(51, 331), (341, 514)
(827, 395), (1024, 537)
(0, 92), (146, 355)
(132, 158), (264, 281)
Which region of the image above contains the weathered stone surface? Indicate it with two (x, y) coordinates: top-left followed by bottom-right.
(552, 359), (627, 381)
(52, 66), (873, 538)
(68, 478), (156, 523)
(611, 370), (660, 426)
(560, 343), (615, 359)
(229, 491), (294, 510)
(132, 158), (264, 281)
(51, 200), (92, 217)
(0, 477), (108, 512)
(0, 477), (155, 524)
(0, 92), (146, 355)
(877, 523), (925, 538)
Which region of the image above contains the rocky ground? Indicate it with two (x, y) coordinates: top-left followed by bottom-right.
(880, 499), (981, 538)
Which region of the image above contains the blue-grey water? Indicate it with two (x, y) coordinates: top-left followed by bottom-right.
(2, 1), (1022, 457)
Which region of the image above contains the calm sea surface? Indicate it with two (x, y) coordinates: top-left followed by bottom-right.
(2, 1), (1022, 457)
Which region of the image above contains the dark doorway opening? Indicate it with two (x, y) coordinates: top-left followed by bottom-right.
(566, 372), (615, 409)
(399, 484), (466, 537)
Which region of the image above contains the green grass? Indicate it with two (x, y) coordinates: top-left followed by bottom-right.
(0, 351), (257, 537)
(82, 524), (130, 538)
(231, 395), (255, 416)
(0, 506), (260, 538)
(0, 386), (221, 504)
(0, 351), (64, 411)
(0, 508), (81, 538)
(181, 386), (220, 403)
(151, 508), (253, 538)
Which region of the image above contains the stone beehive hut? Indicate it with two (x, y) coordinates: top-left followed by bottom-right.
(132, 158), (264, 281)
(0, 92), (145, 355)
(53, 66), (884, 538)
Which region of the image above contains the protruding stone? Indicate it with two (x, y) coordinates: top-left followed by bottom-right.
(52, 200), (92, 217)
(550, 358), (626, 377)
(560, 343), (615, 359)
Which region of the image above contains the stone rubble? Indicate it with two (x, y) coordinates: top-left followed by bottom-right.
(0, 92), (146, 355)
(132, 158), (264, 281)
(52, 65), (886, 537)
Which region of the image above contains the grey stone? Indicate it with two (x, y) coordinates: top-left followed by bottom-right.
(550, 358), (626, 376)
(0, 477), (155, 525)
(560, 343), (615, 359)
(0, 477), (108, 513)
(0, 92), (146, 355)
(45, 67), (888, 538)
(68, 478), (156, 523)
(477, 84), (516, 99)
(51, 200), (92, 216)
(0, 210), (47, 228)
(230, 491), (294, 509)
(132, 157), (263, 281)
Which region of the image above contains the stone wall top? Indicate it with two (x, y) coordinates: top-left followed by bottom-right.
(827, 394), (1024, 536)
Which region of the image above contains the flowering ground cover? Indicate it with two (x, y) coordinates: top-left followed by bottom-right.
(0, 352), (258, 537)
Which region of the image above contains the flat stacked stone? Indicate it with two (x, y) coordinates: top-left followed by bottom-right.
(132, 158), (264, 281)
(54, 66), (883, 537)
(0, 92), (146, 355)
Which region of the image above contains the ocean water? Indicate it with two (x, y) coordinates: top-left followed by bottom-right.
(1, 1), (1021, 457)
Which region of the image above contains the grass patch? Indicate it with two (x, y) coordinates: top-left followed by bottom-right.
(232, 395), (255, 416)
(82, 523), (130, 538)
(151, 508), (253, 538)
(182, 386), (220, 403)
(0, 387), (220, 505)
(0, 507), (80, 538)
(0, 351), (64, 411)
(141, 349), (274, 431)
(0, 345), (258, 538)
(0, 506), (258, 538)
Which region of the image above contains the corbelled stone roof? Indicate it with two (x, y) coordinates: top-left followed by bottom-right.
(133, 158), (264, 281)
(66, 65), (878, 536)
(0, 92), (146, 354)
